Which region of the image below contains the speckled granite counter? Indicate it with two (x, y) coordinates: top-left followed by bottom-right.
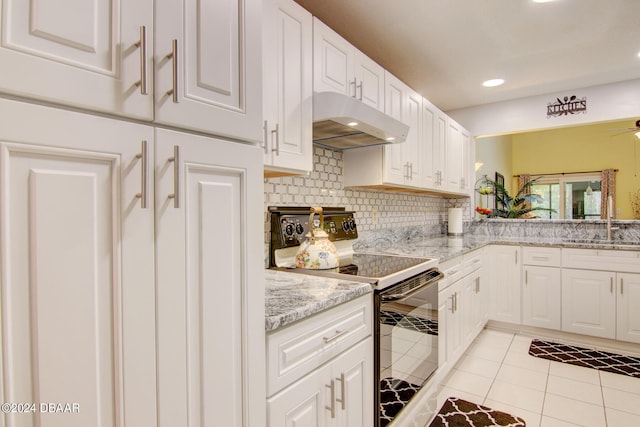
(265, 269), (371, 332)
(355, 234), (640, 263)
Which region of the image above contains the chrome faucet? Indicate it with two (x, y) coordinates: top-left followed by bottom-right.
(606, 195), (619, 241)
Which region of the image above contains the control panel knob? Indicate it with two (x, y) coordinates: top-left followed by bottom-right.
(284, 223), (295, 236)
(295, 223), (304, 235)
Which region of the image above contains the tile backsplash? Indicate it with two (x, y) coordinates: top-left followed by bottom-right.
(264, 146), (470, 249)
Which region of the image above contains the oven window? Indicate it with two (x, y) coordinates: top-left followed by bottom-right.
(378, 282), (438, 426)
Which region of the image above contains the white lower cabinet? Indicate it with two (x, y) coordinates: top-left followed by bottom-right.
(561, 269), (616, 339)
(266, 295), (373, 427)
(438, 249), (486, 376)
(617, 272), (640, 344)
(488, 245), (521, 324)
(521, 246), (562, 330)
(0, 98), (265, 427)
(523, 266), (561, 330)
(268, 338), (373, 427)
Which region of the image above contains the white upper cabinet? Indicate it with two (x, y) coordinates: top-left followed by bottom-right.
(445, 117), (472, 196)
(313, 18), (384, 111)
(155, 0), (263, 142)
(263, 0), (313, 175)
(0, 0), (263, 142)
(422, 97), (447, 190)
(0, 0), (154, 120)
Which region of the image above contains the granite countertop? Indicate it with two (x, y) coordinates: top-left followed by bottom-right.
(265, 269), (371, 332)
(265, 233), (639, 332)
(355, 235), (640, 264)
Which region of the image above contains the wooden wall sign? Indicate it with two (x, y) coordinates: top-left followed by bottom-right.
(547, 95), (587, 117)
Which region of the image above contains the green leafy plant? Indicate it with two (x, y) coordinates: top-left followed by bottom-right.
(485, 177), (556, 218)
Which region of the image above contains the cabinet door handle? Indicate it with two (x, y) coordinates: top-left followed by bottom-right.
(262, 120), (269, 154)
(357, 81), (363, 100)
(621, 278), (624, 295)
(335, 373), (346, 410)
(449, 294), (455, 313)
(610, 277), (614, 294)
(167, 145), (180, 208)
(271, 123), (280, 155)
(350, 78), (357, 98)
(166, 39), (178, 103)
(135, 140), (148, 208)
(135, 26), (148, 95)
(525, 270), (528, 285)
(515, 251), (518, 265)
(323, 329), (347, 344)
(325, 380), (336, 418)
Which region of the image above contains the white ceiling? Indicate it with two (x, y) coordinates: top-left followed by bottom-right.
(294, 0), (640, 112)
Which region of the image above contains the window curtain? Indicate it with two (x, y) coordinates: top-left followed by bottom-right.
(518, 174), (531, 210)
(600, 169), (616, 219)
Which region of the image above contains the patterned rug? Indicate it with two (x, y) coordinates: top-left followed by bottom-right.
(429, 397), (526, 427)
(529, 339), (640, 378)
(379, 377), (420, 427)
(380, 310), (438, 335)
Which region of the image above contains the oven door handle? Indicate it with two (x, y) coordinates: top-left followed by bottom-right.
(380, 271), (444, 302)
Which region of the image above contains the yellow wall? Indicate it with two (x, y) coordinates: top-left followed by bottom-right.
(511, 120), (640, 219)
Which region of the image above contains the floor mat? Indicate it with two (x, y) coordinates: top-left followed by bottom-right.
(380, 310), (438, 335)
(529, 338), (640, 378)
(429, 397), (526, 427)
(379, 377), (420, 427)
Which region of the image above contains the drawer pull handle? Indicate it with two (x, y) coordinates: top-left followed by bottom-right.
(325, 380), (336, 418)
(532, 256), (549, 261)
(336, 373), (346, 410)
(323, 329), (348, 344)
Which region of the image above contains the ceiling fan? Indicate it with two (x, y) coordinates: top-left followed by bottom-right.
(609, 119), (640, 137)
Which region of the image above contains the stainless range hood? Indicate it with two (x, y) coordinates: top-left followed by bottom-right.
(313, 91), (409, 150)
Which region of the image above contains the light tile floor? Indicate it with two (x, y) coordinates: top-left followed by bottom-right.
(438, 329), (640, 427)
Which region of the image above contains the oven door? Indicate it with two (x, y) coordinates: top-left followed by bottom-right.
(375, 269), (442, 427)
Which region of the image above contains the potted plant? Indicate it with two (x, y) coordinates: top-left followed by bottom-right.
(480, 177), (556, 219)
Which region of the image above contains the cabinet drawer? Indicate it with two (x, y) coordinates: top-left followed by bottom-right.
(523, 247), (561, 267)
(438, 256), (464, 291)
(463, 249), (483, 274)
(563, 248), (640, 273)
(266, 294), (372, 396)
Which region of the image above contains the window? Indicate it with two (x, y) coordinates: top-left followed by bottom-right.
(529, 174), (601, 219)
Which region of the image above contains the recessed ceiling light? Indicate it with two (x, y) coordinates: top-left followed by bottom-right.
(482, 78), (505, 88)
(347, 121), (358, 127)
(532, 0), (553, 3)
(385, 137), (395, 142)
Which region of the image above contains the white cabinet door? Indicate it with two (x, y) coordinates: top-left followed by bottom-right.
(313, 17), (354, 96)
(443, 282), (464, 365)
(522, 266), (561, 330)
(433, 110), (448, 190)
(155, 129), (264, 427)
(382, 72), (407, 186)
(263, 0), (313, 174)
(617, 272), (640, 344)
(488, 245), (522, 324)
(0, 99), (156, 427)
(313, 18), (384, 112)
(404, 88), (423, 186)
(268, 365), (329, 427)
(155, 0), (262, 142)
(334, 338), (373, 427)
(421, 98), (441, 189)
(354, 51), (385, 111)
(0, 0), (153, 119)
(445, 119), (463, 192)
(267, 338), (372, 427)
(562, 269), (616, 339)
